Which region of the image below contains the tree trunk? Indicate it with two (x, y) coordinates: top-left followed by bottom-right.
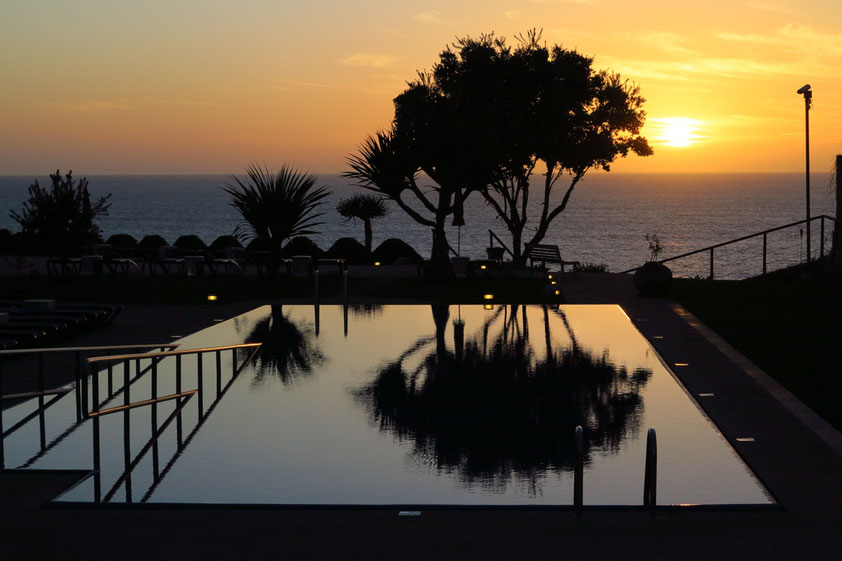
(511, 227), (525, 267)
(428, 190), (453, 280)
(431, 304), (450, 365)
(429, 213), (451, 279)
(364, 219), (373, 259)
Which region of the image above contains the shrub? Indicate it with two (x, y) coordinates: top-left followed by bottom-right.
(326, 237), (367, 264)
(10, 170), (110, 255)
(210, 235), (243, 251)
(372, 238), (423, 265)
(106, 233), (138, 248)
(283, 236), (323, 257)
(574, 262), (609, 273)
(174, 235), (208, 252)
(138, 235), (169, 249)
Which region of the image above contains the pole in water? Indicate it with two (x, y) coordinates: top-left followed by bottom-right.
(643, 427), (657, 519)
(574, 425), (584, 519)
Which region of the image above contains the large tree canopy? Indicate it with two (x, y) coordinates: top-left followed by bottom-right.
(346, 30), (652, 272)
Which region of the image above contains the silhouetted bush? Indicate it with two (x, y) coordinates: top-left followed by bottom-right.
(326, 237), (367, 264)
(174, 235), (207, 252)
(138, 235), (169, 249)
(10, 170), (111, 256)
(574, 262), (609, 273)
(106, 234), (138, 248)
(283, 236), (323, 257)
(210, 235), (243, 251)
(372, 238), (423, 265)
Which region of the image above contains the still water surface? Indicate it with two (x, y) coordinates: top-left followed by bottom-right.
(4, 305), (772, 505)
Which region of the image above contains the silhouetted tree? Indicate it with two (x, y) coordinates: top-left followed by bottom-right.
(345, 41), (512, 277)
(473, 30), (653, 264)
(355, 305), (651, 489)
(10, 170), (111, 255)
(347, 30), (652, 270)
(336, 193), (388, 258)
(224, 164), (329, 274)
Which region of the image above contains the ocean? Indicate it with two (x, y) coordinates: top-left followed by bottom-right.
(0, 173), (837, 279)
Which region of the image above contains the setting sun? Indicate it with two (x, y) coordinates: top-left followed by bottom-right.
(650, 117), (705, 148)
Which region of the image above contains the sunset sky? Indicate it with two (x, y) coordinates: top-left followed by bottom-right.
(2, 0), (841, 174)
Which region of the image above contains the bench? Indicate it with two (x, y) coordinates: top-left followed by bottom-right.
(524, 243), (579, 273)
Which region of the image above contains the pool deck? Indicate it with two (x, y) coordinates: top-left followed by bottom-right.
(3, 274), (842, 560)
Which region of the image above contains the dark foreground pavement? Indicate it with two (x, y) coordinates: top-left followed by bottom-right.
(2, 277), (842, 560)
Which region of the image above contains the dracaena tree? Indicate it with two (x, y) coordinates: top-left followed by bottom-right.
(347, 30), (652, 271)
(336, 193), (388, 258)
(485, 31), (652, 264)
(223, 164), (329, 273)
(345, 45), (510, 278)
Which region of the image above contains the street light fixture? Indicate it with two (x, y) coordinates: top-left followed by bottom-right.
(797, 84), (812, 262)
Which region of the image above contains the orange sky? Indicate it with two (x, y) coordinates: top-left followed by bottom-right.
(2, 0), (841, 174)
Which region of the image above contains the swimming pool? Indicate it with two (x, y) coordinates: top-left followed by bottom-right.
(2, 304), (774, 506)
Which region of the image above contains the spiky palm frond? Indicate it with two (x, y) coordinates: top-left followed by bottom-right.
(336, 193), (389, 222)
(343, 130), (415, 198)
(223, 164), (330, 249)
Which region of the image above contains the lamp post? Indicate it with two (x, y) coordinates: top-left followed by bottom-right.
(797, 84), (812, 262)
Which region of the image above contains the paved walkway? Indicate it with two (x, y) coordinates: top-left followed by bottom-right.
(2, 276), (842, 560)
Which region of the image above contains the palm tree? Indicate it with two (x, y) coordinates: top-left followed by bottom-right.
(336, 193), (388, 257)
(223, 164), (329, 272)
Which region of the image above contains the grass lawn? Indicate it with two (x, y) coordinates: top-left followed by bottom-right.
(671, 275), (842, 432)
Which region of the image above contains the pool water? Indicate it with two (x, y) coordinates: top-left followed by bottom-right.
(3, 305), (774, 506)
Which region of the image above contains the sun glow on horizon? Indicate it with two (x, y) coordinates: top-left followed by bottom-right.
(650, 117), (705, 148)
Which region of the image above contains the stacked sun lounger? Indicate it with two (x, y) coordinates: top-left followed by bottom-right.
(0, 300), (122, 350)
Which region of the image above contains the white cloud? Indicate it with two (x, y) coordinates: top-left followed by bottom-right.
(339, 53), (399, 68)
(413, 10), (448, 25)
(504, 10), (521, 19)
(718, 24), (842, 57)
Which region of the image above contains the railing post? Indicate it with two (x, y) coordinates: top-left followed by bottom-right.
(762, 232), (767, 275)
(574, 425), (583, 519)
(0, 359), (4, 469)
(820, 216), (825, 258)
(709, 248), (714, 280)
(643, 428), (657, 519)
(314, 269), (319, 306)
(75, 350), (82, 421)
(197, 353), (204, 421)
(343, 268), (349, 308)
(215, 350), (222, 396)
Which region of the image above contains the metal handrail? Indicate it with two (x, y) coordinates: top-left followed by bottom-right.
(0, 343), (177, 357)
(86, 341), (262, 502)
(0, 343), (181, 469)
(620, 214), (837, 277)
(488, 230), (514, 259)
(85, 343), (259, 365)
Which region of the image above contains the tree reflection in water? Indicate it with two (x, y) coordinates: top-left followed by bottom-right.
(244, 305), (325, 386)
(355, 304), (651, 491)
